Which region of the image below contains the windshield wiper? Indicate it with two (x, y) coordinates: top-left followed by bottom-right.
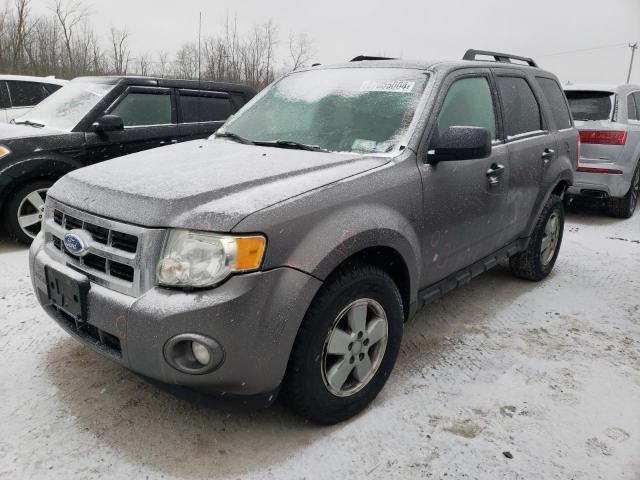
(13, 120), (45, 128)
(214, 131), (254, 145)
(255, 140), (328, 152)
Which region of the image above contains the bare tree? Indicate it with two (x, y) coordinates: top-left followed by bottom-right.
(288, 32), (315, 71)
(51, 0), (91, 75)
(156, 50), (170, 77)
(110, 26), (130, 75)
(136, 52), (151, 76)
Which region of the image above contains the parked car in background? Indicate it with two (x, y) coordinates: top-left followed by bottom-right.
(30, 50), (576, 424)
(0, 76), (255, 242)
(564, 84), (640, 218)
(0, 75), (67, 123)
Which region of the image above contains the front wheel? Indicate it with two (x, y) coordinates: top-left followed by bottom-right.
(510, 194), (565, 281)
(283, 263), (404, 424)
(4, 180), (53, 244)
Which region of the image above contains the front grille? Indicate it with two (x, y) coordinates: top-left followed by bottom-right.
(42, 201), (163, 297)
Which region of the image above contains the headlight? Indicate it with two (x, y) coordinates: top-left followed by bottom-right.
(157, 230), (266, 288)
(0, 145), (11, 159)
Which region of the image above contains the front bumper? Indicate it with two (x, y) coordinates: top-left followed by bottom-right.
(29, 234), (322, 397)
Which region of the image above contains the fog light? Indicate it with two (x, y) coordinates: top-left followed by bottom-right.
(191, 341), (211, 365)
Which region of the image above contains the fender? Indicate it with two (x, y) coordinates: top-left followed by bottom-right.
(267, 203), (423, 311)
(0, 153), (84, 206)
(524, 170), (573, 240)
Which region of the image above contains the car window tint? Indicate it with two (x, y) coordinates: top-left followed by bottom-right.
(631, 93), (640, 121)
(43, 83), (63, 95)
(111, 92), (172, 127)
(436, 77), (496, 140)
(230, 93), (246, 110)
(536, 77), (572, 129)
(497, 77), (542, 137)
(180, 95), (232, 122)
(564, 91), (613, 121)
(7, 81), (47, 108)
(0, 82), (9, 109)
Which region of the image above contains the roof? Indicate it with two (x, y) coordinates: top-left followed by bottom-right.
(564, 83), (640, 93)
(0, 74), (67, 85)
(71, 75), (256, 94)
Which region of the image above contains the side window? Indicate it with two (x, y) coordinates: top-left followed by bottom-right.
(630, 93), (640, 121)
(0, 82), (9, 109)
(436, 77), (497, 140)
(230, 93), (246, 110)
(179, 94), (233, 123)
(7, 81), (47, 108)
(497, 76), (542, 138)
(111, 92), (172, 127)
(536, 77), (573, 130)
(43, 83), (63, 95)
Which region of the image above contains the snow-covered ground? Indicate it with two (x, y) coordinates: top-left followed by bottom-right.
(0, 205), (638, 480)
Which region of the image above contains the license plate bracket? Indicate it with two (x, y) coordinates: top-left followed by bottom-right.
(45, 266), (90, 321)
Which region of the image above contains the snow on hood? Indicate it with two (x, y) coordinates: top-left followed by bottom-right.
(49, 139), (389, 231)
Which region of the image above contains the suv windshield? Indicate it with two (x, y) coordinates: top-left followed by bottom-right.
(16, 81), (115, 131)
(565, 90), (614, 121)
(219, 67), (429, 154)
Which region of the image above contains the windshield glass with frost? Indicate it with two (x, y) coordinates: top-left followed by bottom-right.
(565, 90), (614, 121)
(16, 81), (115, 131)
(219, 67), (429, 154)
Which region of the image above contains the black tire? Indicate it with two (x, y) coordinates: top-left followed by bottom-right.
(283, 262), (404, 424)
(606, 162), (640, 219)
(510, 194), (564, 281)
(3, 179), (53, 244)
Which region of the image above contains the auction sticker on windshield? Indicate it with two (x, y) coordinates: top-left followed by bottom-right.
(360, 80), (415, 93)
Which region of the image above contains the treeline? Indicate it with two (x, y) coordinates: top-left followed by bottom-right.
(0, 0), (315, 89)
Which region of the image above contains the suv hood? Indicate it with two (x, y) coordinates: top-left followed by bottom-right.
(0, 123), (62, 141)
(49, 139), (389, 231)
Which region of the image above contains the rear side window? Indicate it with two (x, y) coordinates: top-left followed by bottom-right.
(7, 81), (47, 107)
(111, 92), (172, 127)
(43, 83), (63, 95)
(497, 77), (542, 137)
(179, 94), (233, 123)
(536, 78), (572, 129)
(0, 82), (9, 109)
(565, 91), (613, 121)
(436, 77), (497, 140)
(629, 93), (640, 121)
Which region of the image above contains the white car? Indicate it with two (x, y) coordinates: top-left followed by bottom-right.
(0, 75), (67, 123)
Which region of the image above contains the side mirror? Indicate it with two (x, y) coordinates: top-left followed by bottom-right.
(427, 126), (492, 163)
(92, 114), (124, 133)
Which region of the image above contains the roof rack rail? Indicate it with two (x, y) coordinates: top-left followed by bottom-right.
(462, 49), (538, 68)
(350, 55), (397, 62)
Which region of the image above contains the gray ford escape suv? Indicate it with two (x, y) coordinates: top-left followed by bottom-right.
(29, 50), (577, 424)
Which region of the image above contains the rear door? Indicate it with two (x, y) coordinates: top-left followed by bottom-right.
(85, 86), (178, 162)
(495, 72), (556, 239)
(418, 69), (511, 286)
(177, 90), (234, 142)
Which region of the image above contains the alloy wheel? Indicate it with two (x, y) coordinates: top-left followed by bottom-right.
(540, 210), (560, 266)
(16, 188), (47, 239)
(321, 298), (388, 397)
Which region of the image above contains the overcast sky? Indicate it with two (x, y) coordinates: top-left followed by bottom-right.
(30, 0), (640, 84)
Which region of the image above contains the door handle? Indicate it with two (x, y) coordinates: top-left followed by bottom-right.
(542, 148), (555, 162)
(486, 163), (505, 186)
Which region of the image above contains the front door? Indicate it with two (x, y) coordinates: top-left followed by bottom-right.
(85, 86), (179, 163)
(419, 71), (511, 287)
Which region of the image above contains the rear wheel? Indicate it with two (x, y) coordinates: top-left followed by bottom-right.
(606, 162), (640, 219)
(4, 180), (53, 244)
(510, 194), (564, 281)
(283, 263), (404, 424)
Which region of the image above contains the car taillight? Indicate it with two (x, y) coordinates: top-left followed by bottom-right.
(579, 130), (627, 145)
(576, 135), (581, 168)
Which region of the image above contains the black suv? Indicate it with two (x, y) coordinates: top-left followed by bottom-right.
(0, 76), (255, 242)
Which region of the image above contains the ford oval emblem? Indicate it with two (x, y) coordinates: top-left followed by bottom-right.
(63, 230), (90, 256)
